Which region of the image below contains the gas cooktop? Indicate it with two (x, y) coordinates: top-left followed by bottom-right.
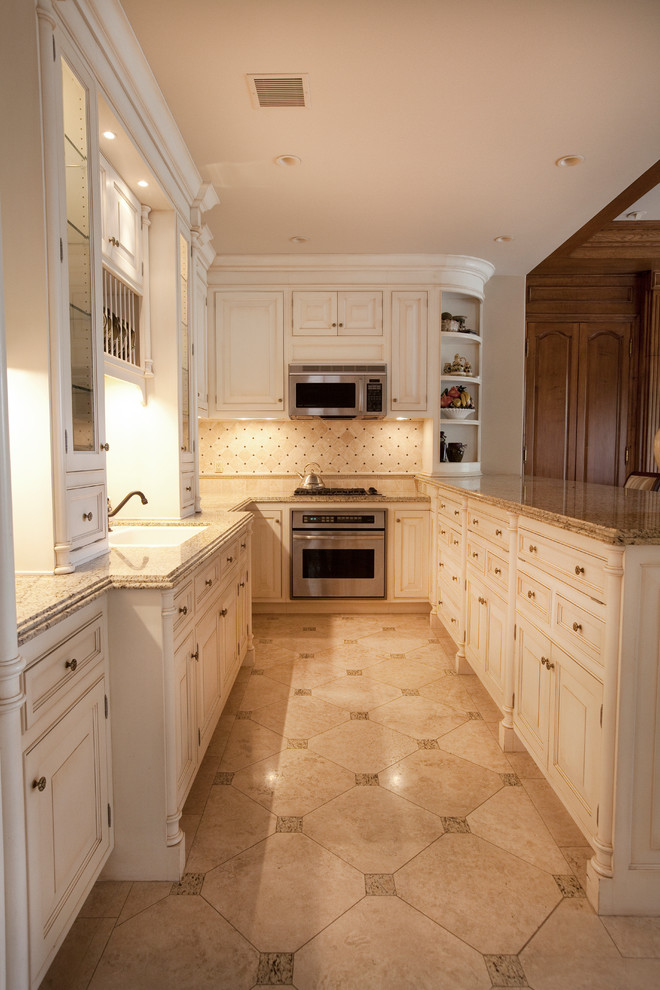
(293, 487), (381, 497)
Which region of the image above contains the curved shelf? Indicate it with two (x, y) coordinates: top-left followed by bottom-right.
(440, 331), (481, 343)
(440, 375), (481, 385)
(440, 418), (480, 425)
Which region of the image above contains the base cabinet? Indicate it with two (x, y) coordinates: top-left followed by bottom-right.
(465, 576), (507, 706)
(392, 509), (429, 599)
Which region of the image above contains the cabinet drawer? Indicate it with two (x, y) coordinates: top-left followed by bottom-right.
(516, 569), (552, 627)
(486, 550), (509, 593)
(467, 537), (486, 574)
(518, 527), (606, 599)
(222, 538), (241, 572)
(194, 553), (221, 608)
(554, 594), (605, 665)
(437, 595), (462, 641)
(467, 505), (508, 552)
(180, 471), (195, 509)
(173, 580), (194, 636)
(437, 494), (464, 525)
(24, 612), (105, 731)
(67, 485), (106, 549)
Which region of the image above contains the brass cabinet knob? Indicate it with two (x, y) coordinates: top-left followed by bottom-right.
(179, 605), (188, 616)
(32, 776), (47, 792)
(82, 512), (93, 522)
(220, 608), (228, 617)
(529, 544), (537, 553)
(495, 528), (502, 536)
(527, 590), (535, 599)
(65, 658), (78, 671)
(494, 567), (502, 575)
(100, 442), (110, 451)
(205, 578), (213, 587)
(191, 647), (199, 660)
(572, 622), (582, 632)
(227, 555), (234, 563)
(575, 565), (585, 575)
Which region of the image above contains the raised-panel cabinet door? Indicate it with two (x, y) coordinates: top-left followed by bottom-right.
(195, 603), (222, 755)
(525, 323), (579, 480)
(465, 577), (487, 675)
(338, 291), (383, 335)
(193, 265), (208, 414)
(220, 582), (239, 688)
(100, 155), (142, 289)
(391, 291), (428, 410)
(483, 591), (506, 701)
(25, 679), (110, 983)
(292, 291), (337, 335)
(515, 617), (552, 764)
(393, 509), (429, 598)
(550, 646), (602, 834)
(215, 292), (284, 410)
(174, 630), (197, 803)
(252, 509), (283, 600)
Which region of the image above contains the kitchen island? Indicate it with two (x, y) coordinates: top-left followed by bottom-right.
(417, 473), (660, 916)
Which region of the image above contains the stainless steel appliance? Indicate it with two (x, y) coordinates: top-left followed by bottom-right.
(288, 364), (387, 419)
(291, 509), (386, 598)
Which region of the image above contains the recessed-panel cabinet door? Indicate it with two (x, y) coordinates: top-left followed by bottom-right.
(391, 291), (428, 410)
(393, 509), (429, 598)
(215, 292), (284, 410)
(25, 679), (110, 983)
(525, 323), (579, 480)
(195, 603), (223, 756)
(174, 630), (197, 803)
(515, 618), (552, 764)
(252, 509), (283, 600)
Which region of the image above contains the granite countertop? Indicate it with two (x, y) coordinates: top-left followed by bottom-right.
(417, 474), (660, 544)
(245, 493), (430, 504)
(15, 508), (251, 644)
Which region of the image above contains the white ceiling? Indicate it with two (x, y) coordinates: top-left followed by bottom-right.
(119, 0), (660, 276)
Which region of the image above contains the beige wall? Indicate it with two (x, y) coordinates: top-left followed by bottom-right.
(481, 275), (526, 475)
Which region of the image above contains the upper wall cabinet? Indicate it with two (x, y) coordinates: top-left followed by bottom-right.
(213, 291), (284, 413)
(100, 156), (142, 291)
(292, 290), (383, 336)
(391, 290), (428, 412)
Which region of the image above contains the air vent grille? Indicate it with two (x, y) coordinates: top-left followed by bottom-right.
(248, 74), (309, 108)
(290, 364), (387, 374)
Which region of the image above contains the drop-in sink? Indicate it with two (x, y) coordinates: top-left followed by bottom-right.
(109, 526), (207, 547)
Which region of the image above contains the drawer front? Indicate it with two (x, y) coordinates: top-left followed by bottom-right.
(486, 549), (509, 594)
(437, 595), (462, 641)
(553, 594), (605, 665)
(194, 552), (221, 608)
(173, 580), (194, 636)
(466, 537), (486, 575)
(518, 527), (606, 599)
(180, 471), (195, 509)
(516, 568), (552, 627)
(24, 612), (105, 731)
(467, 505), (509, 552)
(67, 485), (106, 549)
(436, 493), (465, 524)
(222, 538), (240, 572)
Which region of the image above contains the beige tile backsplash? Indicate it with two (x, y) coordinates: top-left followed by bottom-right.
(199, 419), (424, 475)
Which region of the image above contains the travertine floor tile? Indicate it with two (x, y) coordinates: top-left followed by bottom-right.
(294, 896), (490, 990)
(308, 717), (418, 773)
(304, 785), (445, 873)
(438, 719), (512, 772)
(218, 718), (286, 772)
(312, 672), (402, 710)
(369, 693), (467, 738)
(418, 674), (476, 711)
(367, 656), (444, 689)
(237, 673), (292, 711)
(250, 694), (348, 738)
(379, 748), (503, 818)
(396, 833), (562, 954)
(359, 630), (433, 654)
(202, 832), (363, 952)
(40, 916), (115, 990)
(264, 656), (348, 689)
(560, 845), (593, 888)
(185, 785), (277, 873)
(231, 747), (354, 816)
(312, 641), (388, 668)
(521, 777), (589, 846)
(88, 896), (258, 989)
(601, 915), (660, 957)
(116, 881), (171, 925)
(79, 881), (132, 919)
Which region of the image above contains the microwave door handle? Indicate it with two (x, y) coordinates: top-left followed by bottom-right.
(357, 377), (365, 415)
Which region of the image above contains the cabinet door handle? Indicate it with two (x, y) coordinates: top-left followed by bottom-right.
(32, 776), (47, 792)
(227, 555), (234, 563)
(440, 503), (446, 509)
(191, 647), (199, 660)
(82, 512), (93, 522)
(440, 529), (446, 535)
(541, 656), (549, 667)
(494, 567), (502, 575)
(100, 442), (110, 452)
(108, 236), (120, 247)
(472, 552), (479, 558)
(241, 542), (247, 549)
(529, 544), (537, 553)
(575, 565), (585, 575)
(478, 596), (486, 605)
(546, 660), (555, 670)
(454, 510), (460, 516)
(495, 528), (502, 536)
(452, 575), (459, 582)
(527, 590), (535, 599)
(220, 608), (228, 617)
(178, 605), (188, 616)
(572, 622), (582, 632)
(205, 578), (213, 587)
(472, 518), (478, 525)
(239, 581), (245, 588)
(65, 658), (78, 671)
(185, 486), (192, 492)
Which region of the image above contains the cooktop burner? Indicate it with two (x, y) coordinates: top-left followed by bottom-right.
(293, 487), (381, 497)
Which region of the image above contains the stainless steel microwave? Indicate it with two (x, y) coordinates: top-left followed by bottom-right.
(288, 364), (387, 419)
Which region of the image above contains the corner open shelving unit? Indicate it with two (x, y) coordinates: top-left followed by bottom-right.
(438, 292), (483, 476)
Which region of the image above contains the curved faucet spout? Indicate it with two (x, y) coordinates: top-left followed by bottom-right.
(108, 490), (149, 519)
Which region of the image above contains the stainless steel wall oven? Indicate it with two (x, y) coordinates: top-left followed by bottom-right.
(291, 509), (386, 598)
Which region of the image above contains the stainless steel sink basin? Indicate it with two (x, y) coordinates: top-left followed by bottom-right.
(109, 526), (207, 547)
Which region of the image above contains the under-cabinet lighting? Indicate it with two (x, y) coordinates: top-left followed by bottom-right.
(102, 130), (116, 140)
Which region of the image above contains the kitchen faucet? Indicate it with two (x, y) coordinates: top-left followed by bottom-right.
(107, 490), (149, 519)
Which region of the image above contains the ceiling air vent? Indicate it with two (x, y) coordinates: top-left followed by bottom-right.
(247, 74), (310, 109)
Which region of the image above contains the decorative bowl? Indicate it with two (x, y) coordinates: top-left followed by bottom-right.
(442, 407), (474, 419)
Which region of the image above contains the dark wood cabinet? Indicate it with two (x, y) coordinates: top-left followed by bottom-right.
(525, 276), (640, 485)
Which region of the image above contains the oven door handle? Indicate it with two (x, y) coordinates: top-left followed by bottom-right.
(292, 532), (385, 541)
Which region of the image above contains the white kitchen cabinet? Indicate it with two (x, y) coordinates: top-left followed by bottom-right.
(193, 260), (209, 416)
(390, 291), (428, 411)
(194, 599), (224, 756)
(438, 292), (483, 476)
(100, 155), (142, 291)
(514, 615), (552, 765)
(251, 508), (284, 601)
(21, 601), (112, 989)
(465, 576), (506, 706)
(213, 291), (284, 413)
(392, 508), (429, 599)
(178, 226), (196, 514)
(174, 628), (196, 804)
(292, 290), (383, 335)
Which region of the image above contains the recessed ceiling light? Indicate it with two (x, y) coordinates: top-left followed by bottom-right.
(494, 235), (513, 243)
(137, 180), (149, 188)
(555, 155), (584, 167)
(102, 130), (116, 140)
(275, 154), (302, 167)
(289, 235), (308, 244)
(626, 210), (647, 220)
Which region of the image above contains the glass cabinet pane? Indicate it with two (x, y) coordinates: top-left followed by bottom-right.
(179, 232), (190, 453)
(62, 59), (95, 452)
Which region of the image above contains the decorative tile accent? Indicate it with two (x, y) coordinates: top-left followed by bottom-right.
(350, 711), (370, 720)
(440, 817), (470, 833)
(346, 669), (363, 676)
(417, 739), (440, 749)
(383, 626), (397, 631)
(214, 772), (235, 786)
(554, 874), (587, 898)
(287, 738), (309, 749)
(251, 668), (265, 676)
(300, 652), (315, 659)
(484, 954), (528, 987)
(276, 816), (303, 833)
(444, 669), (458, 677)
(355, 773), (379, 786)
(401, 688), (420, 696)
(258, 639), (273, 644)
(294, 688), (312, 696)
(236, 710), (252, 720)
(303, 626), (316, 631)
(501, 773), (523, 787)
(365, 873), (397, 896)
(467, 711), (483, 720)
(344, 639), (358, 644)
(256, 951), (295, 985)
(170, 873), (204, 896)
(390, 653), (406, 659)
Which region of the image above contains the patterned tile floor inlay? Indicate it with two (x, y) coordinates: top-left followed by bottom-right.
(42, 613), (660, 989)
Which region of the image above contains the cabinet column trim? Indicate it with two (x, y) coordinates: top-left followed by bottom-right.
(499, 512), (519, 750)
(161, 591), (184, 850)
